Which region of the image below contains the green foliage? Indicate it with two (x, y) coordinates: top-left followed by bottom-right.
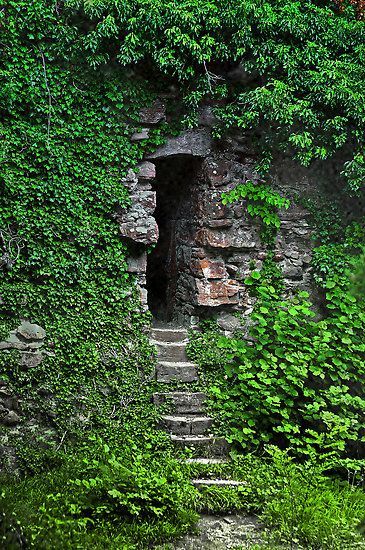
(256, 448), (365, 550)
(186, 448), (365, 549)
(222, 181), (290, 230)
(311, 221), (365, 298)
(189, 244), (365, 460)
(67, 0), (365, 190)
(0, 438), (198, 549)
(0, 0), (168, 458)
(351, 251), (365, 298)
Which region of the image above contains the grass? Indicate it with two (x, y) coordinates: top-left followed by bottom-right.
(1, 443), (365, 549)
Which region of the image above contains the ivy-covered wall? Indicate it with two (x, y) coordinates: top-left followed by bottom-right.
(1, 0), (364, 472)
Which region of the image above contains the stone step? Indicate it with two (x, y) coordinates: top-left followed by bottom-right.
(153, 391), (206, 413)
(185, 458), (228, 465)
(151, 327), (188, 343)
(160, 415), (214, 435)
(171, 435), (228, 456)
(155, 362), (198, 383)
(191, 479), (247, 488)
(152, 341), (188, 362)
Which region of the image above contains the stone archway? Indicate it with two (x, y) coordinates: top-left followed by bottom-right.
(120, 122), (315, 329)
(146, 155), (203, 322)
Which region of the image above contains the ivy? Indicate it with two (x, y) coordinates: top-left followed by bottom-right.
(66, 0), (365, 191)
(0, 1), (169, 457)
(222, 181), (290, 229)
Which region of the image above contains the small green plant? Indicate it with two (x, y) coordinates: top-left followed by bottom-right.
(222, 181), (290, 229)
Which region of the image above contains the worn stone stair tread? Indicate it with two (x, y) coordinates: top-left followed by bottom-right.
(153, 391), (206, 413)
(161, 415), (213, 422)
(171, 435), (223, 442)
(161, 414), (213, 435)
(154, 342), (188, 362)
(171, 435), (228, 454)
(152, 327), (187, 332)
(158, 361), (196, 366)
(151, 327), (188, 342)
(155, 362), (198, 383)
(191, 479), (247, 487)
(185, 458), (228, 464)
(151, 339), (188, 346)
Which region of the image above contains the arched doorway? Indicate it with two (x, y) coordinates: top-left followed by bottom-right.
(146, 155), (202, 322)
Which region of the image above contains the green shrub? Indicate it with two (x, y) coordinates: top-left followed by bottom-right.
(189, 246), (365, 460)
(259, 448), (365, 550)
(0, 438), (199, 549)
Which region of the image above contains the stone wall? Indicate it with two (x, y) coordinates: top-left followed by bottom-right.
(0, 321), (47, 469)
(121, 100), (316, 325)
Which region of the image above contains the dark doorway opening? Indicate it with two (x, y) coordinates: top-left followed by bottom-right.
(146, 155), (201, 322)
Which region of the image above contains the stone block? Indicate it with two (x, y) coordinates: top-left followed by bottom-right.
(139, 286), (148, 307)
(0, 341), (28, 350)
(170, 435), (228, 456)
(191, 258), (227, 279)
(139, 99), (166, 124)
(126, 253), (147, 273)
(196, 228), (257, 250)
(130, 191), (156, 214)
(131, 128), (150, 141)
(160, 415), (213, 435)
(206, 219), (233, 229)
(153, 392), (206, 413)
(195, 279), (240, 306)
(151, 327), (188, 342)
(2, 411), (20, 426)
(137, 161), (156, 180)
(198, 194), (232, 220)
(155, 362), (198, 383)
(154, 342), (188, 362)
(119, 217), (158, 245)
(217, 312), (243, 332)
(2, 396), (19, 411)
(190, 416), (214, 435)
(160, 415), (191, 435)
(21, 352), (43, 369)
(203, 159), (230, 186)
(147, 129), (212, 159)
(16, 321), (46, 341)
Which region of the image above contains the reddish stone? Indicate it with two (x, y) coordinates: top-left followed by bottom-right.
(192, 258), (227, 279)
(197, 195), (232, 220)
(206, 219), (233, 229)
(203, 160), (230, 186)
(195, 279), (240, 306)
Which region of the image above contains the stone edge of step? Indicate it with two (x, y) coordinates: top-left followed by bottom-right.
(171, 435), (226, 443)
(184, 458), (228, 464)
(161, 415), (214, 422)
(191, 479), (247, 487)
(151, 340), (188, 346)
(157, 361), (197, 367)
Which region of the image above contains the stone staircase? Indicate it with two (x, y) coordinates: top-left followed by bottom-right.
(152, 325), (243, 488)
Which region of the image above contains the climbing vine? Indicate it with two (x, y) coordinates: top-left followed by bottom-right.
(0, 0), (170, 464)
(66, 0), (365, 192)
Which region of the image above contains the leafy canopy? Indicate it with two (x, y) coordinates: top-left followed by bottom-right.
(67, 0), (365, 191)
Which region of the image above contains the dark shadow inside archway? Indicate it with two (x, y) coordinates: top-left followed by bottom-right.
(146, 155), (202, 322)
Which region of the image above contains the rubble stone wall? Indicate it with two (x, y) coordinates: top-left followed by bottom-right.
(121, 100), (316, 326)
